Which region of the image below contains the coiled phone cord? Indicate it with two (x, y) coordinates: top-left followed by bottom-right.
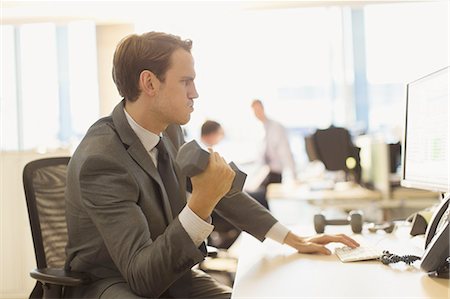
(380, 250), (421, 265)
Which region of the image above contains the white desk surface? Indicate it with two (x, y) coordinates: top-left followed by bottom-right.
(267, 182), (382, 201)
(267, 183), (440, 210)
(232, 224), (449, 298)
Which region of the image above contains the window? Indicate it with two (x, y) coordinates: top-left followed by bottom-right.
(135, 5), (352, 166)
(0, 21), (99, 151)
(364, 2), (449, 134)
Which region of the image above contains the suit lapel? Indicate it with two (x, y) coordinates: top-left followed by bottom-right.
(112, 101), (173, 223)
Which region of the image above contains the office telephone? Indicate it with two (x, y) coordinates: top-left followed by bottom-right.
(420, 194), (449, 278)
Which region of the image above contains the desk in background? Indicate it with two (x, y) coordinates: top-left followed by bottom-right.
(267, 182), (440, 211)
(231, 223), (449, 298)
(267, 181), (381, 201)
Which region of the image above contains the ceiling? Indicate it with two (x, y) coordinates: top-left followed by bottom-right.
(1, 0), (440, 25)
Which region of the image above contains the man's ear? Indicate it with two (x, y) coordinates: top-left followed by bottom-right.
(139, 70), (160, 97)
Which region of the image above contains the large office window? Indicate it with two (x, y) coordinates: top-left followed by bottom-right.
(364, 2), (449, 135)
(1, 26), (19, 150)
(135, 5), (352, 165)
(19, 23), (60, 150)
(0, 21), (99, 151)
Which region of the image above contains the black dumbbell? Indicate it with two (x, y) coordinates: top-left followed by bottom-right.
(176, 140), (247, 197)
(313, 210), (363, 234)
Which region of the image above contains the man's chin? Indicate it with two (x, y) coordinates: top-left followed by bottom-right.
(178, 115), (191, 126)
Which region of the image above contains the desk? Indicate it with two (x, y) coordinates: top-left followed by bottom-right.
(267, 183), (439, 211)
(232, 223), (449, 298)
(267, 182), (382, 202)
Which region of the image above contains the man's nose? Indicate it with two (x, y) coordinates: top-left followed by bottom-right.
(190, 83), (199, 99)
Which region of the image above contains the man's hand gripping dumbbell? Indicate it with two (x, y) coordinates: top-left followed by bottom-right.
(176, 140), (247, 220)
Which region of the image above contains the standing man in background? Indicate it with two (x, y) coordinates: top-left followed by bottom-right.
(64, 31), (359, 299)
(251, 99), (297, 188)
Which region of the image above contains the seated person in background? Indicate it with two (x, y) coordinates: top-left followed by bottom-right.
(200, 120), (224, 148)
(64, 31), (359, 299)
(200, 119), (268, 211)
(200, 120), (240, 249)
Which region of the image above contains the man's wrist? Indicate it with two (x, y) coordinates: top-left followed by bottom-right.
(265, 222), (290, 244)
(187, 196), (213, 221)
(284, 231), (305, 247)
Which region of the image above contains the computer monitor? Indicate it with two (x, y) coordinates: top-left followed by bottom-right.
(402, 66), (449, 193)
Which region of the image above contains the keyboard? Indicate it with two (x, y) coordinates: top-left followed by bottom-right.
(335, 246), (382, 262)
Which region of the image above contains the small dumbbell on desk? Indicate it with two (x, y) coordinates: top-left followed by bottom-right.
(313, 210), (363, 233)
(176, 140), (247, 197)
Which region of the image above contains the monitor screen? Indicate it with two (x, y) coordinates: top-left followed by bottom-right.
(402, 66), (449, 192)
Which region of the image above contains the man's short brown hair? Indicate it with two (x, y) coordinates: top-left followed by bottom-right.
(112, 32), (192, 102)
(201, 120), (222, 137)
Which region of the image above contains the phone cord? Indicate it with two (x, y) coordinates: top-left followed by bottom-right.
(379, 250), (421, 265)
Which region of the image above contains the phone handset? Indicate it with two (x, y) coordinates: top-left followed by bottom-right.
(421, 194), (449, 278)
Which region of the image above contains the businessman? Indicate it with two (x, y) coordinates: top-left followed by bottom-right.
(64, 31), (359, 299)
(251, 99), (297, 188)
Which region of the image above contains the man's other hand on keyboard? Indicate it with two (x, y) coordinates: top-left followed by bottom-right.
(284, 233), (360, 255)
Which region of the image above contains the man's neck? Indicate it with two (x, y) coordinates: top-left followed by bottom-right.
(124, 99), (166, 135)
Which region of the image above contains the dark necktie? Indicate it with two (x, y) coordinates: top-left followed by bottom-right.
(156, 138), (185, 217)
(156, 138), (192, 298)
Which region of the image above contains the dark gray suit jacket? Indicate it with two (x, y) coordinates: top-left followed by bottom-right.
(64, 101), (278, 298)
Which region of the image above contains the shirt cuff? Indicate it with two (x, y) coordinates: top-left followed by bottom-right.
(265, 222), (290, 244)
(178, 205), (214, 247)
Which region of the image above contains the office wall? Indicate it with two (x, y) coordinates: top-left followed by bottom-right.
(96, 24), (134, 116)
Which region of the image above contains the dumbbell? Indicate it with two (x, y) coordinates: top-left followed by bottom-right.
(367, 221), (395, 233)
(313, 210), (363, 234)
(176, 140), (247, 197)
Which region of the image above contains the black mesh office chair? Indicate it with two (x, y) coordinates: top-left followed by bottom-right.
(23, 157), (90, 299)
(312, 126), (362, 183)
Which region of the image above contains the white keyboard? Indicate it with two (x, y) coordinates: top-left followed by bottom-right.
(335, 246), (382, 262)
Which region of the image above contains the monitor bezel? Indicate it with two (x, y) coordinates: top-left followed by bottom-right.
(401, 66), (449, 192)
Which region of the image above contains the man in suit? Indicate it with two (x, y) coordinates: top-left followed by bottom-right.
(64, 32), (359, 299)
(251, 99), (297, 188)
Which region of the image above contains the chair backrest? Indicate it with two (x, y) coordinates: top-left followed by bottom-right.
(313, 126), (354, 171)
(304, 134), (320, 162)
(23, 157), (71, 269)
(312, 126), (362, 183)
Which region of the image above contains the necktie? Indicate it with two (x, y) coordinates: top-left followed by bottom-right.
(156, 138), (185, 217)
(156, 138), (191, 298)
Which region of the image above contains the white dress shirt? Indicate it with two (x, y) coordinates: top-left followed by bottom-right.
(124, 109), (289, 246)
(262, 118), (297, 178)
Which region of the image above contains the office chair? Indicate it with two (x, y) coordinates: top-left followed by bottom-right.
(312, 126), (362, 183)
(23, 157), (90, 299)
(208, 212), (241, 249)
(388, 142), (401, 174)
(304, 134), (320, 162)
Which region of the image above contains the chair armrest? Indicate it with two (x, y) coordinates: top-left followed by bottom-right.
(30, 268), (90, 286)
